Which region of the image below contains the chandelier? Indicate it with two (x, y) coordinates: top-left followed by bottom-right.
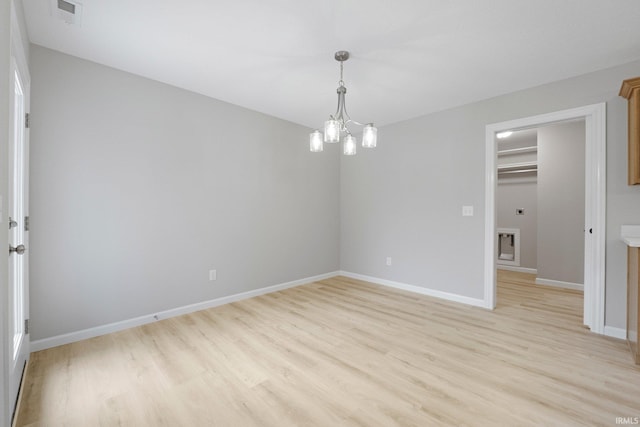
(309, 51), (377, 155)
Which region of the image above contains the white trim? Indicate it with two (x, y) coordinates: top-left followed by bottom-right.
(339, 271), (486, 308)
(603, 326), (626, 340)
(485, 103), (607, 333)
(10, 5), (28, 89)
(497, 265), (537, 274)
(584, 103), (607, 335)
(30, 271), (340, 351)
(484, 122), (498, 309)
(535, 278), (584, 292)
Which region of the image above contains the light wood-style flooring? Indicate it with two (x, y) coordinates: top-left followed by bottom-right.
(15, 272), (640, 426)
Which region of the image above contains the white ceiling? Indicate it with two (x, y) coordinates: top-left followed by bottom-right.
(21, 0), (640, 129)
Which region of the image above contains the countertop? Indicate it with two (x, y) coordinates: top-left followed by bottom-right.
(622, 225), (640, 247)
(623, 237), (640, 247)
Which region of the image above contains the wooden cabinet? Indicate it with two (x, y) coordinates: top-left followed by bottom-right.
(628, 246), (640, 364)
(620, 77), (640, 185)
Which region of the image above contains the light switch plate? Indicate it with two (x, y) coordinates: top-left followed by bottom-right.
(462, 205), (474, 216)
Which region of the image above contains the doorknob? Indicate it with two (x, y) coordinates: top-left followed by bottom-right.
(9, 244), (25, 255)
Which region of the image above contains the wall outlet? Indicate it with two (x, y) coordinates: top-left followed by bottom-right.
(209, 269), (217, 281)
(386, 257), (392, 266)
(462, 205), (474, 216)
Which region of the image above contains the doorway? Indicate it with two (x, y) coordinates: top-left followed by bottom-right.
(495, 121), (586, 312)
(484, 104), (606, 334)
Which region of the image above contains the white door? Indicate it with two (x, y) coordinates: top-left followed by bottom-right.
(8, 52), (30, 419)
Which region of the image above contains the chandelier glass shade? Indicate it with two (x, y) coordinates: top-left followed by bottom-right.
(309, 51), (377, 155)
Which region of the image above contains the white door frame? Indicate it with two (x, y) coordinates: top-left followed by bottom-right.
(484, 103), (606, 334)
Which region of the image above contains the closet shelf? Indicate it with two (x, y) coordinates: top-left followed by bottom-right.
(497, 146), (537, 156)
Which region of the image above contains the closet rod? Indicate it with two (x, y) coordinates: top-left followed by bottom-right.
(498, 169), (538, 175)
(497, 161), (537, 171)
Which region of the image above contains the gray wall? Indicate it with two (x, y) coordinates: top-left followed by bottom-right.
(27, 45), (640, 338)
(341, 59), (640, 329)
(537, 120), (585, 284)
(29, 46), (340, 341)
(341, 106), (487, 298)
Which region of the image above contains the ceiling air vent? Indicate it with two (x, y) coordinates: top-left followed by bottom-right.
(50, 0), (83, 26)
(58, 0), (75, 14)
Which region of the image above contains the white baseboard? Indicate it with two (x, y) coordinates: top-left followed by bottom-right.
(603, 326), (626, 340)
(30, 271), (340, 352)
(535, 277), (584, 291)
(497, 265), (537, 274)
(339, 271), (487, 309)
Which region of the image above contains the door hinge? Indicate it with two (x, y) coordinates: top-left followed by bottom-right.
(24, 319), (29, 335)
(8, 216), (17, 229)
(24, 216), (29, 232)
(25, 113), (30, 129)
